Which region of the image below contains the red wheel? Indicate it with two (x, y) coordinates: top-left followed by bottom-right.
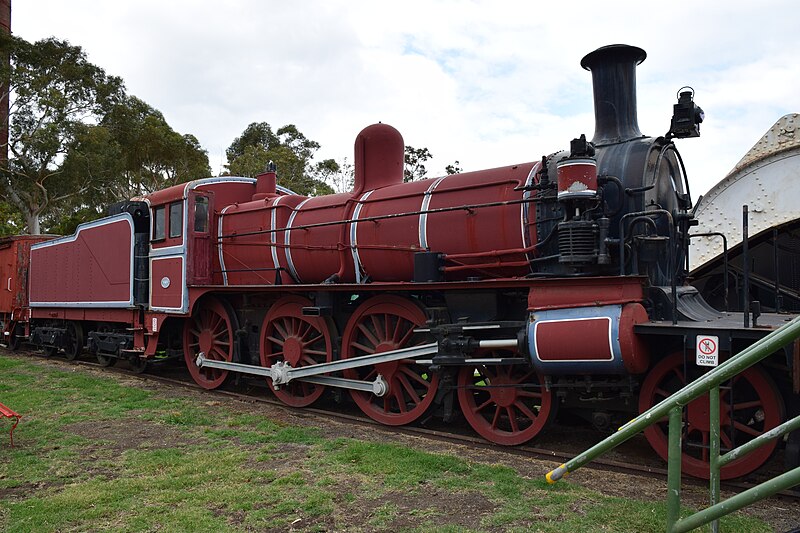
(458, 362), (553, 445)
(341, 295), (438, 426)
(183, 297), (234, 390)
(260, 296), (334, 407)
(640, 353), (784, 479)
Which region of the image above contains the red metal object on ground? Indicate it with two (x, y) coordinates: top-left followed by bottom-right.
(0, 401), (20, 447)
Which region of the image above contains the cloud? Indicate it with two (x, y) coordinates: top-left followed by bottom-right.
(11, 0), (800, 195)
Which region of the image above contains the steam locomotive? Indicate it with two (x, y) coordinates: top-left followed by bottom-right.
(1, 44), (796, 480)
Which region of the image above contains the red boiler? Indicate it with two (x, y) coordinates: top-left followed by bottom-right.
(219, 123), (541, 284)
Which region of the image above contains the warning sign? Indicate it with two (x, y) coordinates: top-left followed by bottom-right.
(696, 335), (719, 367)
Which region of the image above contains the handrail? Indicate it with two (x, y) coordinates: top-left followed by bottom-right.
(546, 314), (800, 532)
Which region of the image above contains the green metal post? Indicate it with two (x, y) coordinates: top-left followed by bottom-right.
(666, 407), (682, 532)
(709, 385), (720, 533)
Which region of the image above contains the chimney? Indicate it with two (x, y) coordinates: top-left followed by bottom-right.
(581, 44), (647, 145)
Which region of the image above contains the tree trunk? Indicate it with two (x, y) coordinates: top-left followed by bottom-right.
(25, 211), (39, 235)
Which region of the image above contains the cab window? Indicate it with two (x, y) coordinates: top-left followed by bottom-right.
(153, 206), (165, 240)
(194, 196), (209, 233)
(169, 202), (183, 238)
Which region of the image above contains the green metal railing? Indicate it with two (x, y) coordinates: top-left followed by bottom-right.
(546, 314), (800, 532)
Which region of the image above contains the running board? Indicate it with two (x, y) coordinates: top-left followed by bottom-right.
(195, 342), (439, 396)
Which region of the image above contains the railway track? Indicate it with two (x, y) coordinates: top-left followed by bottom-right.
(5, 345), (798, 504)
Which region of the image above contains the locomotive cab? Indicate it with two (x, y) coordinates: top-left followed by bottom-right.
(143, 177), (275, 313)
(145, 186), (215, 312)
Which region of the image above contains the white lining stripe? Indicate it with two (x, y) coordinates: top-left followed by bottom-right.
(270, 196), (289, 274)
(418, 176), (447, 250)
(533, 317), (614, 362)
(521, 163), (538, 266)
(285, 197), (312, 283)
(350, 190), (375, 284)
(217, 205), (232, 286)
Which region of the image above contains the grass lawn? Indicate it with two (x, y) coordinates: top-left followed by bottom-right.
(0, 354), (772, 532)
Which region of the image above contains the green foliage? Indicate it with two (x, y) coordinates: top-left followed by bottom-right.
(53, 95), (211, 227)
(225, 121), (279, 162)
(404, 145), (432, 182)
(225, 122), (333, 196)
(445, 160), (462, 175)
(405, 146), (462, 182)
(309, 157), (353, 194)
(0, 35), (210, 235)
(0, 199), (24, 235)
(0, 34), (124, 234)
(97, 95), (211, 196)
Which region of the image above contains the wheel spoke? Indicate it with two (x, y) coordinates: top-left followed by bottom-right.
(720, 431), (733, 449)
(356, 323), (380, 350)
(400, 366), (431, 387)
(396, 324), (416, 347)
(507, 407), (520, 433)
(273, 321), (290, 340)
(396, 374), (422, 405)
(474, 397), (493, 413)
(731, 400), (762, 411)
(490, 406), (502, 429)
(514, 400), (539, 422)
(733, 421), (762, 437)
(266, 335), (285, 347)
(391, 316), (404, 344)
(381, 315), (392, 342)
(351, 341), (376, 355)
(370, 315), (385, 342)
(301, 355), (319, 366)
(304, 333), (323, 346)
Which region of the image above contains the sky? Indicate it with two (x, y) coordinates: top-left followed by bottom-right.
(12, 0), (800, 197)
